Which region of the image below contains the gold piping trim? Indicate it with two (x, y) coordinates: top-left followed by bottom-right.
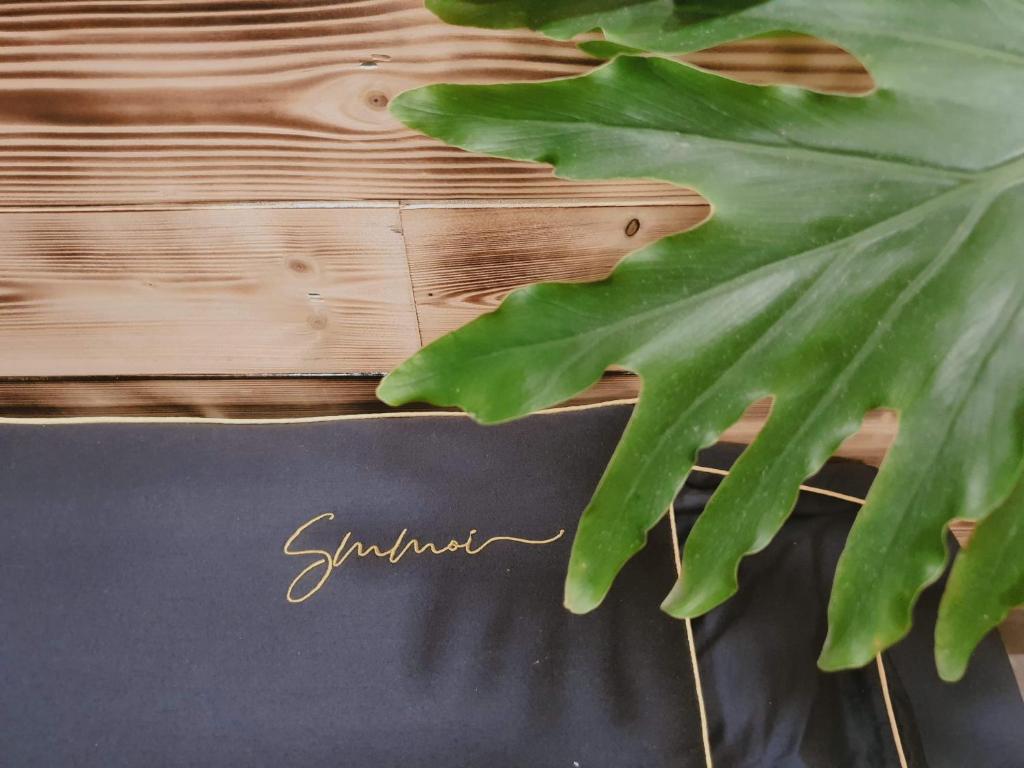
(876, 654), (910, 768)
(688, 464), (870, 506)
(685, 464), (908, 768)
(2, 394), (908, 765)
(0, 396), (641, 426)
(669, 504), (714, 768)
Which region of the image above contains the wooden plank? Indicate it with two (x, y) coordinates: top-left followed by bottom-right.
(0, 201), (706, 375)
(401, 201), (709, 343)
(0, 1), (868, 207)
(0, 206), (419, 375)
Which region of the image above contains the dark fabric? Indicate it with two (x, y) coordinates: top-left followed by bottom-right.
(676, 449), (1024, 768)
(0, 405), (1021, 767)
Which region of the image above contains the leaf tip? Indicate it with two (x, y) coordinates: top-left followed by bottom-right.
(660, 566), (737, 619)
(562, 588), (601, 615)
(660, 578), (698, 618)
(388, 85), (454, 141)
(387, 86), (426, 123)
(935, 648), (969, 683)
(377, 358), (442, 409)
(817, 632), (879, 672)
(375, 370), (408, 407)
(563, 562), (606, 615)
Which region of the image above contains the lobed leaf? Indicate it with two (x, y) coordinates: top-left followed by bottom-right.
(936, 471), (1024, 681)
(379, 0), (1024, 672)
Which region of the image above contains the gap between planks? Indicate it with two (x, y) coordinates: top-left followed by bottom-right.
(0, 197), (709, 214)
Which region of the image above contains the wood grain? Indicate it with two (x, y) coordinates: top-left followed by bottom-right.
(402, 202), (709, 343)
(0, 206), (419, 374)
(0, 0), (868, 207)
(0, 200), (712, 375)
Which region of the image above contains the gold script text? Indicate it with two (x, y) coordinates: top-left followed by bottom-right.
(284, 512), (565, 604)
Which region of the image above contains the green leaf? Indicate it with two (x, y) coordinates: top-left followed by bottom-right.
(575, 39), (645, 59)
(936, 471), (1024, 681)
(379, 1), (1024, 672)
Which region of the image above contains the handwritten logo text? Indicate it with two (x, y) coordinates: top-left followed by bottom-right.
(284, 512), (564, 604)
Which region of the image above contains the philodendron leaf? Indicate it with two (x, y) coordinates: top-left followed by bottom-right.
(937, 471), (1024, 681)
(378, 0), (1024, 673)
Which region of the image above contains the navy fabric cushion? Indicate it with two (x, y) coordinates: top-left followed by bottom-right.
(1, 404), (1021, 766)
